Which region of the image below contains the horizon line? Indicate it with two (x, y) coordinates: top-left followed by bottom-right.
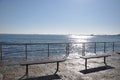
(0, 33), (120, 36)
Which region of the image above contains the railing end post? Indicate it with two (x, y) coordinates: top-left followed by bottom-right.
(0, 44), (2, 61)
(82, 43), (85, 56)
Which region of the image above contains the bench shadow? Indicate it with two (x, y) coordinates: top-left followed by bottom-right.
(116, 52), (120, 55)
(21, 74), (61, 80)
(80, 66), (114, 74)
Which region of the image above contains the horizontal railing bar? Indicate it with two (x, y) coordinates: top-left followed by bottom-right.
(0, 43), (68, 45)
(3, 49), (66, 54)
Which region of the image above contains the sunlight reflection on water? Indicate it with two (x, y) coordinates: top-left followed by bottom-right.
(69, 35), (94, 42)
(67, 35), (95, 58)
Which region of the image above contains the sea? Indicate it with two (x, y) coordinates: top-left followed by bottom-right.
(0, 34), (120, 59)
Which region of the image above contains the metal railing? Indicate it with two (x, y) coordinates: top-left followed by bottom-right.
(0, 42), (120, 61)
(0, 43), (69, 60)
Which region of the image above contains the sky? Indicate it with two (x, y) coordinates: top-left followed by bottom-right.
(0, 0), (120, 35)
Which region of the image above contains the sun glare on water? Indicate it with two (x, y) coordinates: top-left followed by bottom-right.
(69, 35), (94, 42)
(67, 35), (94, 58)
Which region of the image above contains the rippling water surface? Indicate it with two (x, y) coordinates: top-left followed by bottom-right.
(0, 34), (120, 59)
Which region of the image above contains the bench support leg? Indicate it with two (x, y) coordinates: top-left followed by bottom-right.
(19, 65), (28, 79)
(85, 59), (87, 70)
(26, 65), (28, 77)
(54, 62), (59, 74)
(104, 57), (107, 66)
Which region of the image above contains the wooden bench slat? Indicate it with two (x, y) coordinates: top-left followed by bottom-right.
(20, 58), (66, 66)
(80, 54), (111, 59)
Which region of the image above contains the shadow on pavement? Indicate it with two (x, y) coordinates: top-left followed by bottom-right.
(21, 74), (61, 80)
(80, 66), (114, 74)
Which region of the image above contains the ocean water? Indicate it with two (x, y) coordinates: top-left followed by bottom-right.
(0, 34), (120, 59)
(0, 34), (120, 43)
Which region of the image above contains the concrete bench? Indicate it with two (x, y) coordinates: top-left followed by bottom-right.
(20, 57), (66, 77)
(80, 54), (111, 70)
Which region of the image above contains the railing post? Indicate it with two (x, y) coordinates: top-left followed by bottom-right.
(25, 44), (27, 59)
(48, 43), (49, 57)
(66, 43), (67, 56)
(82, 43), (85, 56)
(113, 42), (114, 52)
(68, 43), (69, 56)
(94, 42), (96, 53)
(104, 42), (106, 53)
(66, 43), (69, 57)
(0, 44), (2, 61)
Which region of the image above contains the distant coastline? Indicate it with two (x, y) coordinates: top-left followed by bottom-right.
(0, 33), (120, 36)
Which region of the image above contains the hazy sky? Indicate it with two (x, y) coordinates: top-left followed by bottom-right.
(0, 0), (120, 35)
